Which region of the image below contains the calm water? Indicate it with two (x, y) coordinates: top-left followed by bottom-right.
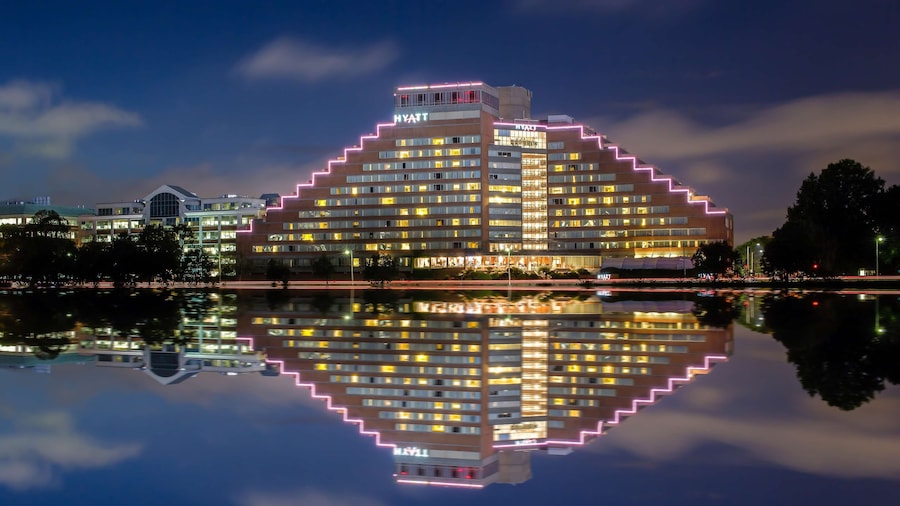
(1, 289), (898, 505)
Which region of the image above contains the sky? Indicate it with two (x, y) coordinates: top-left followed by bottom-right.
(1, 0), (899, 244)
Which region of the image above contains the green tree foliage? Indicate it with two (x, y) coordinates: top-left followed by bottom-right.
(0, 210), (76, 286)
(311, 253), (335, 284)
(691, 241), (738, 280)
(137, 224), (182, 284)
(363, 252), (400, 287)
(766, 159), (898, 276)
(179, 249), (214, 285)
(266, 258), (291, 288)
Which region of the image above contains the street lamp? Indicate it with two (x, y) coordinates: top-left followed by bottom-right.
(505, 247), (512, 289)
(876, 236), (884, 276)
(344, 249), (354, 285)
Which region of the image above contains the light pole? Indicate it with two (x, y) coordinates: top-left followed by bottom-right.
(344, 249), (354, 285)
(876, 236), (884, 276)
(505, 247), (512, 289)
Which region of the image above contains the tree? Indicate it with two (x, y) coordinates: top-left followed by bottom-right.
(762, 221), (819, 280)
(266, 259), (291, 288)
(179, 249), (214, 285)
(0, 211), (76, 286)
(363, 252), (399, 287)
(311, 253), (335, 285)
(137, 224), (182, 284)
(768, 159), (890, 275)
(691, 241), (737, 280)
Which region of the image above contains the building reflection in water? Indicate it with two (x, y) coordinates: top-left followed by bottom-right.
(242, 292), (733, 488)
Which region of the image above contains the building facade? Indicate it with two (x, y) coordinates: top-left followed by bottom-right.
(240, 82), (732, 275)
(79, 185), (268, 277)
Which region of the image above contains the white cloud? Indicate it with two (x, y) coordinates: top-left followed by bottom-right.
(598, 91), (900, 162)
(0, 79), (142, 159)
(0, 410), (142, 491)
(236, 37), (398, 82)
(587, 90), (900, 242)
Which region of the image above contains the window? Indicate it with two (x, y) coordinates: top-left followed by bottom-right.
(149, 193), (180, 218)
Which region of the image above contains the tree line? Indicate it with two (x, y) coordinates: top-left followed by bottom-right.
(0, 211), (213, 287)
(694, 159), (899, 279)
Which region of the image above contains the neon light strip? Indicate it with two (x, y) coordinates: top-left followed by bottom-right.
(396, 82), (485, 91)
(237, 122), (396, 235)
(239, 336), (396, 451)
(395, 478), (484, 489)
(492, 354), (728, 449)
(494, 122), (727, 216)
(604, 354), (728, 427)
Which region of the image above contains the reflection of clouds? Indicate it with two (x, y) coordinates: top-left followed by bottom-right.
(0, 410), (141, 491)
(237, 489), (386, 506)
(591, 326), (900, 479)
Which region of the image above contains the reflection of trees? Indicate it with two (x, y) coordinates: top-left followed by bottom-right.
(0, 291), (203, 356)
(691, 295), (738, 328)
(763, 294), (900, 410)
(0, 293), (77, 359)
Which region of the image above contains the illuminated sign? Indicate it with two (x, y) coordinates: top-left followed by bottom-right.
(394, 447), (430, 458)
(514, 124), (537, 131)
(394, 112), (429, 124)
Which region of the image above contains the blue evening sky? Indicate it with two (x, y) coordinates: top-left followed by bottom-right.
(1, 0), (898, 242)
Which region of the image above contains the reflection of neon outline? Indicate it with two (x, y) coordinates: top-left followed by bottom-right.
(395, 479), (484, 489)
(237, 338), (396, 450)
(492, 354), (728, 449)
(494, 122), (727, 216)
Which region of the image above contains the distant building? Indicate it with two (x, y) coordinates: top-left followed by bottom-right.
(0, 199), (92, 241)
(239, 82), (732, 275)
(78, 185), (268, 278)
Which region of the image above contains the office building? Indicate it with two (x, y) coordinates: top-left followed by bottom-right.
(79, 185), (268, 277)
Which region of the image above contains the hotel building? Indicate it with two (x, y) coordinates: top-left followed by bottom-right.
(240, 292), (732, 487)
(240, 82), (732, 275)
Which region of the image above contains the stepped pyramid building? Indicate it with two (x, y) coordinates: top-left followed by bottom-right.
(239, 82), (732, 274)
(240, 292), (732, 487)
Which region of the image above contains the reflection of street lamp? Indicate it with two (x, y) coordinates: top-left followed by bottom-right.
(876, 236), (884, 276)
(344, 249), (354, 285)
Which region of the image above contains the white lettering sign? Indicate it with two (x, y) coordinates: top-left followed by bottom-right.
(515, 124), (537, 131)
(393, 447), (430, 458)
(394, 112), (429, 124)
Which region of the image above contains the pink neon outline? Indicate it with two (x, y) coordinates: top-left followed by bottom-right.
(494, 121), (728, 216)
(237, 122), (397, 236)
(395, 478), (485, 489)
(492, 354), (728, 449)
(396, 82), (485, 92)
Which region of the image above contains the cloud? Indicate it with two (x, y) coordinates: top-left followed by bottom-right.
(599, 91), (900, 161)
(237, 489), (387, 506)
(587, 326), (900, 480)
(587, 90), (900, 242)
(235, 37), (398, 82)
(0, 410), (142, 491)
(0, 79), (142, 159)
